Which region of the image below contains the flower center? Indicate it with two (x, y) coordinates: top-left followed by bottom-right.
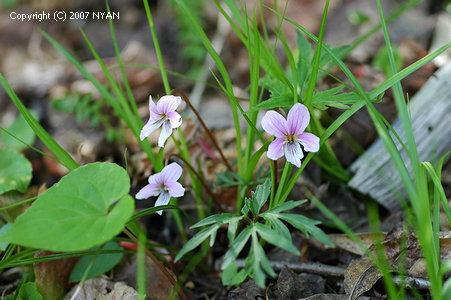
(286, 134), (295, 144)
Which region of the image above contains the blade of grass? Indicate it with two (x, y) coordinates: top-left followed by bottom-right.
(142, 0), (170, 94)
(376, 1), (441, 297)
(268, 8), (451, 210)
(177, 0), (243, 175)
(219, 0), (294, 93)
(79, 29), (161, 170)
(0, 74), (79, 170)
(106, 1), (140, 120)
(244, 8), (261, 177)
(303, 0), (328, 109)
(40, 30), (160, 169)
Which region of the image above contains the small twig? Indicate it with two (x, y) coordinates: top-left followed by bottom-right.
(123, 228), (188, 300)
(169, 153), (222, 211)
(229, 259), (344, 278)
(228, 259), (433, 290)
(392, 275), (431, 290)
(170, 88), (233, 172)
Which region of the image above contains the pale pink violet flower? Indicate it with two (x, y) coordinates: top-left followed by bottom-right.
(261, 103), (319, 168)
(135, 162), (185, 215)
(140, 95), (183, 147)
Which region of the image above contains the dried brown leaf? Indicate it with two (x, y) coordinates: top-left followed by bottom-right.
(344, 258), (382, 300)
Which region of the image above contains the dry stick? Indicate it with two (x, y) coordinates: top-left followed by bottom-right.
(231, 259), (431, 290)
(170, 88), (233, 172)
(169, 153), (223, 211)
(123, 228), (188, 300)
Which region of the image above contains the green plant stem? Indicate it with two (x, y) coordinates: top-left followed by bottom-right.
(168, 135), (188, 242)
(272, 163), (292, 208)
(123, 227), (188, 300)
(169, 153), (217, 209)
(270, 160), (276, 206)
(0, 197), (37, 211)
(170, 89), (232, 171)
(137, 229), (146, 300)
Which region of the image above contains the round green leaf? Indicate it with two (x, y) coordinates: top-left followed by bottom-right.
(69, 240), (123, 282)
(0, 148), (32, 194)
(0, 162), (134, 251)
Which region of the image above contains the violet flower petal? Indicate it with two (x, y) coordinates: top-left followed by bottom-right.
(139, 118), (165, 140)
(167, 111), (182, 128)
(267, 137), (284, 160)
(154, 191), (171, 215)
(261, 111), (288, 138)
(158, 121), (173, 147)
(147, 173), (162, 185)
(166, 181), (185, 197)
(284, 142), (304, 168)
(135, 183), (160, 199)
(148, 96), (160, 119)
(299, 132), (320, 152)
(156, 95), (181, 114)
(161, 162), (183, 182)
(287, 103), (310, 135)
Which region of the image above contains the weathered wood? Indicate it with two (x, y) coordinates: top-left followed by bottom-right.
(348, 62), (451, 212)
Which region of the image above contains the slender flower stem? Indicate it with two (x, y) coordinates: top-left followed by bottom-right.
(170, 134), (205, 220)
(123, 228), (188, 300)
(273, 163), (292, 207)
(169, 153), (220, 212)
(167, 135), (188, 241)
(269, 160), (277, 207)
(170, 89), (232, 172)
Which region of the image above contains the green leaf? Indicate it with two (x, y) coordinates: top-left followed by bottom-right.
(0, 162), (134, 251)
(0, 148), (32, 194)
(255, 223), (300, 255)
(279, 214), (333, 246)
(175, 224), (219, 262)
(296, 30), (312, 90)
(250, 94), (292, 112)
(69, 241), (123, 282)
(373, 45), (403, 77)
(241, 198), (250, 217)
(1, 111), (37, 150)
(319, 45), (351, 68)
(190, 213), (240, 229)
(444, 277), (451, 300)
(222, 226), (253, 270)
(18, 282), (44, 300)
(263, 200), (306, 215)
(247, 232), (276, 288)
(311, 86), (362, 110)
(250, 178), (271, 215)
(221, 263), (247, 286)
(261, 214), (291, 241)
(0, 223), (11, 251)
